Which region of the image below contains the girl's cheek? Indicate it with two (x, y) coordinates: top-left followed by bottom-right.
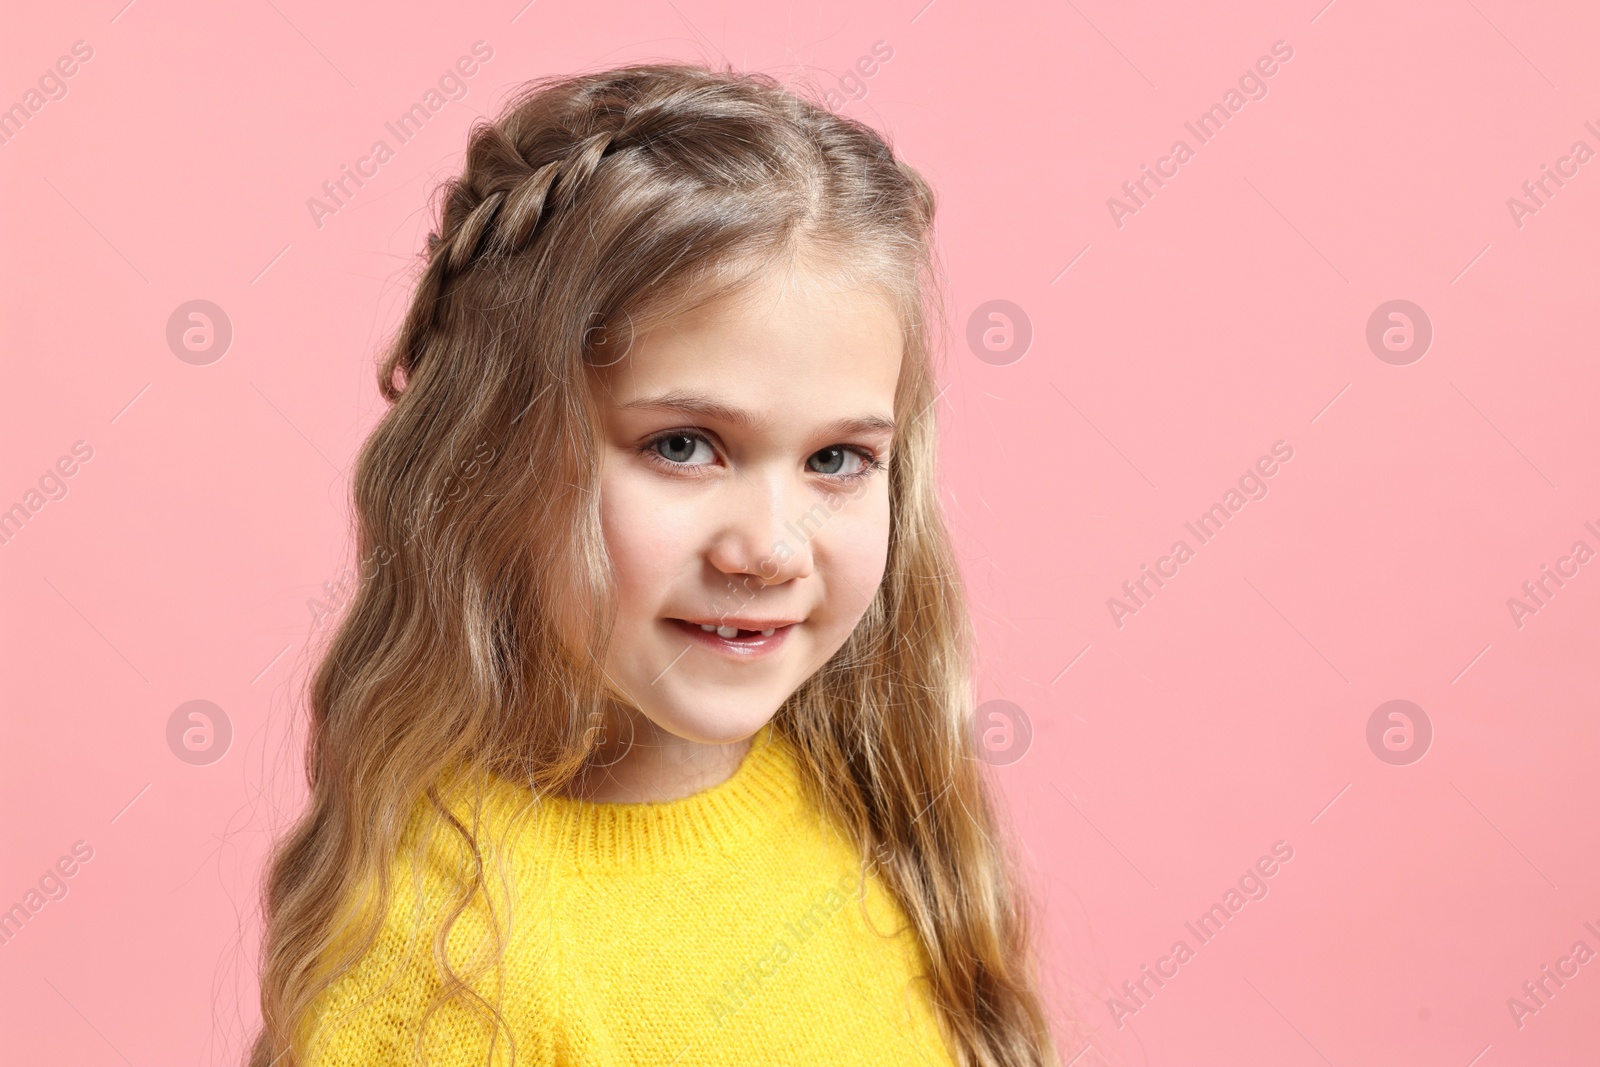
(600, 465), (696, 588)
(824, 490), (893, 600)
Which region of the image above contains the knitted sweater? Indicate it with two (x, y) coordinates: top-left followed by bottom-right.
(302, 725), (958, 1066)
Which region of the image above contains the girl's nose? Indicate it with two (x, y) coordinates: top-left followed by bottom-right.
(706, 471), (816, 585)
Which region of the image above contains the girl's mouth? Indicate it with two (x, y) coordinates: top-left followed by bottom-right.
(666, 618), (796, 657)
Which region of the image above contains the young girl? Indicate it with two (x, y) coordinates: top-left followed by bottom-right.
(250, 63), (1060, 1067)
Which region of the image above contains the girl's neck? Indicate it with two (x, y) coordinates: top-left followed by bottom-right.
(558, 708), (757, 804)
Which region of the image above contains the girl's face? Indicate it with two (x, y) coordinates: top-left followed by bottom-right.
(584, 261), (903, 754)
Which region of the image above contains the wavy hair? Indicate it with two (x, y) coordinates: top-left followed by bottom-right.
(249, 61), (1060, 1067)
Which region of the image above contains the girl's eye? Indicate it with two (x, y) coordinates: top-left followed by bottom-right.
(640, 432), (886, 483)
(808, 446), (873, 478)
(650, 432), (715, 467)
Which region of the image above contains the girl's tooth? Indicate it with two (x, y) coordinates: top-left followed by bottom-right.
(716, 625), (738, 638)
(699, 623), (717, 632)
(760, 628), (775, 637)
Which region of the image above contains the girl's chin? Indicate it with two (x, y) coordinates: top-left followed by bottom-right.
(633, 701), (780, 747)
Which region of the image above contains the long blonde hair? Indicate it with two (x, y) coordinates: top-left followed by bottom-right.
(250, 61), (1060, 1067)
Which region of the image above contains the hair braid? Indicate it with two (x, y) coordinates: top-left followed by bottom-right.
(382, 126), (620, 402)
(384, 67), (819, 402)
(435, 129), (618, 275)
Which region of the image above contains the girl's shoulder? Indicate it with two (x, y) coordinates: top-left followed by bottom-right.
(298, 772), (565, 1066)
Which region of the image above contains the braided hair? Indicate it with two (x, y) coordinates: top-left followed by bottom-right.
(378, 64), (911, 405)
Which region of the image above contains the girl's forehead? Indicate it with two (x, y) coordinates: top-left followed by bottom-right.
(645, 260), (898, 340)
(595, 270), (904, 406)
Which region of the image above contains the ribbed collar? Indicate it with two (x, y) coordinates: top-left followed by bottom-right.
(446, 724), (806, 872)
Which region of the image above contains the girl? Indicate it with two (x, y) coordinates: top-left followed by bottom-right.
(250, 62), (1060, 1067)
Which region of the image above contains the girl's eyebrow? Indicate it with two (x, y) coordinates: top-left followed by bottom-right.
(617, 390), (896, 438)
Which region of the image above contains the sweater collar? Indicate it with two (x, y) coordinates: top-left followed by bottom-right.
(463, 723), (805, 871)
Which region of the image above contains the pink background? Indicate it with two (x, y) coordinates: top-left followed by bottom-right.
(2, 1), (1597, 1064)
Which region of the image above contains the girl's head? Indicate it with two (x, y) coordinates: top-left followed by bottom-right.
(379, 62), (940, 764)
(253, 63), (1060, 1067)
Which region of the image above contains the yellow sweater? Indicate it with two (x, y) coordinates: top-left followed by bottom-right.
(302, 726), (958, 1066)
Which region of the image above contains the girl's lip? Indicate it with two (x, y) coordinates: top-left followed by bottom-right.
(666, 617), (795, 657)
